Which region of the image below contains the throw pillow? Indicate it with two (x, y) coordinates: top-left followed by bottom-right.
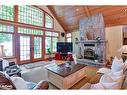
(111, 57), (124, 73)
(10, 76), (27, 89)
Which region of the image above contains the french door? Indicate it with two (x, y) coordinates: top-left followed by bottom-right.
(18, 35), (43, 64)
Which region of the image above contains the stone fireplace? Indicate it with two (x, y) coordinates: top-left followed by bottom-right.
(76, 14), (106, 65)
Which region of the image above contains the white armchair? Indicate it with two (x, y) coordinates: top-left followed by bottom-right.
(80, 56), (127, 90)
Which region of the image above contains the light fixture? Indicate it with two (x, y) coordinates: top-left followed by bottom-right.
(76, 8), (79, 11)
(123, 9), (127, 15)
(0, 45), (4, 59)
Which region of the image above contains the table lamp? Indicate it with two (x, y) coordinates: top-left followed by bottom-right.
(118, 45), (127, 53)
(118, 45), (127, 61)
(0, 45), (4, 60)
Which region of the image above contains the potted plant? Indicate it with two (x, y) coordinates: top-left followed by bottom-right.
(47, 48), (52, 61)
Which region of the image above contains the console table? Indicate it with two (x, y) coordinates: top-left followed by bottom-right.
(46, 63), (86, 89)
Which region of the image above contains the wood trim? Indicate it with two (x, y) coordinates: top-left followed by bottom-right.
(14, 5), (18, 63)
(43, 31), (45, 59)
(83, 6), (91, 17)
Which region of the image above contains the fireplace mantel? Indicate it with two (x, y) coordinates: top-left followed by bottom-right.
(77, 40), (107, 44)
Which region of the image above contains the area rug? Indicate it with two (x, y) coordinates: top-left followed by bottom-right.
(24, 61), (50, 69)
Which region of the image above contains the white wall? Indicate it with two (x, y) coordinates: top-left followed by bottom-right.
(105, 26), (123, 60)
(38, 6), (65, 42)
(71, 30), (80, 57)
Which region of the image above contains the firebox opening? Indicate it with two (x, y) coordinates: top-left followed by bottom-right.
(84, 48), (96, 60)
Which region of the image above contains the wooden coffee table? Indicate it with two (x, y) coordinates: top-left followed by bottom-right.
(46, 63), (86, 89)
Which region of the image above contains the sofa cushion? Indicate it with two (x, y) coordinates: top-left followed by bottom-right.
(90, 83), (105, 89)
(99, 73), (123, 89)
(101, 82), (120, 89)
(100, 74), (114, 83)
(10, 76), (27, 89)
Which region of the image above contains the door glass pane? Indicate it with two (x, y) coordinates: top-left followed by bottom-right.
(52, 37), (58, 52)
(34, 37), (42, 59)
(0, 33), (13, 56)
(45, 37), (51, 54)
(20, 36), (30, 61)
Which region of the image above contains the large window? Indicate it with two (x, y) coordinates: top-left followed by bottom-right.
(18, 27), (43, 35)
(45, 31), (58, 53)
(66, 33), (72, 42)
(0, 5), (14, 21)
(45, 14), (53, 28)
(18, 6), (44, 26)
(0, 24), (14, 57)
(0, 5), (55, 62)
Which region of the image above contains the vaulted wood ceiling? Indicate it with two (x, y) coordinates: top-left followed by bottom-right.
(48, 6), (127, 32)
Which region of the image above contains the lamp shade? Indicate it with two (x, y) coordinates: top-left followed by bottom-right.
(0, 45), (4, 58)
(118, 45), (127, 53)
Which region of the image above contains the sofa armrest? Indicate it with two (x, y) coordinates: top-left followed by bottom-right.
(33, 80), (49, 90)
(80, 83), (91, 89)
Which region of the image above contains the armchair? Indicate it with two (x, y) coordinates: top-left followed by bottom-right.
(0, 71), (49, 90)
(80, 56), (127, 90)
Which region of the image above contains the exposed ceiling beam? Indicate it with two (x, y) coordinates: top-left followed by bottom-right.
(47, 6), (67, 32)
(83, 6), (91, 17)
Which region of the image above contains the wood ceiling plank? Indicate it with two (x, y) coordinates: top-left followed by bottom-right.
(46, 6), (127, 31)
(47, 6), (67, 32)
(88, 5), (105, 11)
(105, 16), (127, 27)
(83, 6), (91, 17)
(90, 6), (127, 15)
(104, 13), (127, 21)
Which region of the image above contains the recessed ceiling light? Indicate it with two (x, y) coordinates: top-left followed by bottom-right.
(76, 9), (79, 11)
(123, 9), (127, 14)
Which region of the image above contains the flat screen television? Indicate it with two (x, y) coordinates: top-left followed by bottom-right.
(57, 42), (73, 53)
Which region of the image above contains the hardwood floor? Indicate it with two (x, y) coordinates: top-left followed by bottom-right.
(70, 66), (99, 89)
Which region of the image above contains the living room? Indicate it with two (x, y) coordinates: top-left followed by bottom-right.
(0, 4), (127, 91)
